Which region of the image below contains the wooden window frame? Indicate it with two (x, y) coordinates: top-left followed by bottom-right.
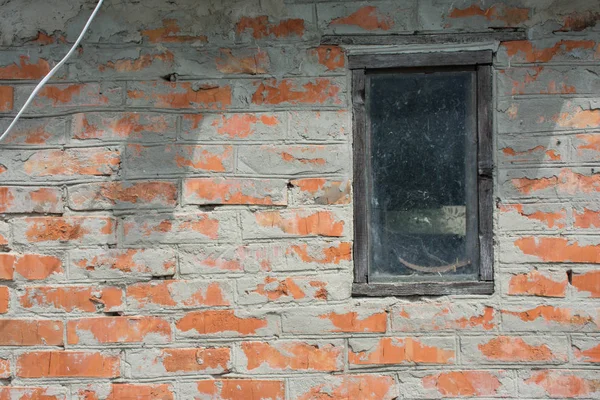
(351, 51), (494, 297)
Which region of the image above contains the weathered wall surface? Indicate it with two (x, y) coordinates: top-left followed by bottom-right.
(0, 0), (599, 398)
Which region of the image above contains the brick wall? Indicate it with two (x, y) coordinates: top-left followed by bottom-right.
(0, 0), (599, 398)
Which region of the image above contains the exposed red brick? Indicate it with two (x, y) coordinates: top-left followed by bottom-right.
(176, 310), (268, 335)
(78, 384), (173, 400)
(126, 281), (229, 308)
(0, 186), (62, 214)
(554, 107), (600, 129)
(23, 216), (115, 243)
(13, 254), (62, 280)
(242, 341), (342, 371)
(515, 237), (600, 263)
(311, 46), (345, 71)
(216, 48), (269, 74)
(251, 276), (307, 301)
(502, 144), (561, 161)
(141, 19), (207, 43)
(210, 113), (280, 138)
(127, 82), (232, 110)
(255, 210), (344, 237)
(0, 319), (63, 346)
(508, 270), (567, 297)
(0, 56), (51, 79)
(236, 16), (305, 39)
(448, 4), (529, 25)
(330, 6), (393, 30)
(320, 311), (386, 333)
(99, 51), (174, 72)
(422, 371), (502, 397)
(503, 40), (596, 63)
(571, 270), (600, 298)
(24, 148), (120, 177)
(72, 113), (174, 140)
(349, 338), (454, 365)
(502, 305), (597, 328)
(161, 348), (230, 373)
(0, 387), (65, 400)
(0, 358), (8, 379)
(574, 208), (600, 228)
(288, 242), (352, 264)
(73, 249), (175, 276)
(512, 169), (600, 196)
(20, 286), (122, 312)
(478, 336), (555, 362)
(252, 78), (341, 105)
(559, 11), (600, 31)
(17, 351), (120, 378)
(524, 371), (600, 398)
(0, 86), (14, 111)
(67, 317), (171, 344)
(574, 343), (600, 363)
(296, 375), (396, 400)
(195, 380), (284, 400)
(184, 178), (286, 205)
(70, 181), (178, 209)
(0, 286), (8, 313)
(499, 204), (566, 228)
(291, 178), (351, 204)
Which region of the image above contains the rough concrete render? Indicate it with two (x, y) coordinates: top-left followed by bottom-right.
(0, 0), (599, 398)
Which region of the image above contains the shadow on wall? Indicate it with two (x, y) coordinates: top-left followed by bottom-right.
(495, 39), (600, 265)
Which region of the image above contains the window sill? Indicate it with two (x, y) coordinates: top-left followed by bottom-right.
(352, 281), (494, 297)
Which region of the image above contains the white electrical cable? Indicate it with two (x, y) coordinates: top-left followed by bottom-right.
(0, 0), (105, 143)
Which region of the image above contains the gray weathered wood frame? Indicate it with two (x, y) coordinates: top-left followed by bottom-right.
(351, 50), (494, 297)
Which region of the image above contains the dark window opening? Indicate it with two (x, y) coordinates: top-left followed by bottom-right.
(351, 51), (493, 296)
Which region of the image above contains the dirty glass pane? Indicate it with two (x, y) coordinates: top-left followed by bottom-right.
(367, 70), (478, 282)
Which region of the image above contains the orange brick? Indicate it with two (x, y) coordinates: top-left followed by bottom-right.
(192, 380), (285, 400)
(0, 186), (63, 214)
(514, 237), (600, 263)
(126, 280), (231, 309)
(572, 270), (600, 297)
(69, 180), (178, 210)
(0, 387), (66, 399)
(183, 178), (287, 206)
(14, 216), (116, 246)
(77, 383), (174, 400)
(16, 351), (120, 378)
(508, 270), (567, 297)
(20, 286), (122, 313)
(22, 148), (120, 178)
(521, 370), (600, 398)
(0, 286), (8, 313)
(0, 357), (9, 379)
(0, 86), (13, 112)
(249, 210), (345, 237)
(420, 371), (507, 397)
(290, 375), (398, 400)
(161, 348), (230, 373)
(0, 319), (63, 346)
(252, 78), (342, 106)
(236, 16), (305, 39)
(0, 56), (51, 79)
(176, 310), (270, 336)
(241, 341), (343, 372)
(349, 338), (455, 366)
(67, 317), (171, 344)
(216, 48), (270, 74)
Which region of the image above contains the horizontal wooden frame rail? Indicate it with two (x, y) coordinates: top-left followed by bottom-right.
(348, 50), (492, 69)
(322, 30), (527, 46)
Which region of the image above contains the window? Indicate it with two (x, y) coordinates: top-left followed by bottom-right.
(351, 51), (493, 296)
